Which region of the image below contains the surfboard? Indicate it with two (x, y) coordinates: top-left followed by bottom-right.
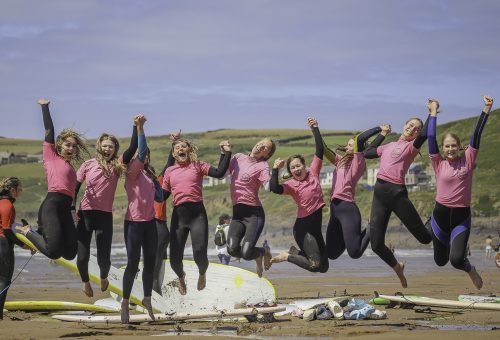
(52, 306), (285, 323)
(458, 295), (500, 303)
(129, 259), (276, 314)
(14, 230), (169, 313)
(4, 300), (116, 313)
(376, 294), (500, 311)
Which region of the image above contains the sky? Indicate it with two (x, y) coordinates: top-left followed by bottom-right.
(1, 0), (499, 139)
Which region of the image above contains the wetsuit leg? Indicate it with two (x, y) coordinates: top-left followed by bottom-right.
(93, 211), (113, 279)
(392, 186), (432, 245)
(288, 208), (329, 273)
(76, 211), (93, 282)
(369, 180), (396, 267)
(169, 204), (192, 278)
(122, 220), (143, 300)
(334, 199), (369, 259)
(448, 207), (472, 272)
(0, 237), (14, 319)
(141, 220), (157, 297)
(187, 203), (209, 275)
(431, 202), (451, 266)
(28, 192), (75, 259)
(326, 201), (345, 260)
(153, 219), (169, 295)
(227, 216), (245, 258)
(236, 204), (266, 261)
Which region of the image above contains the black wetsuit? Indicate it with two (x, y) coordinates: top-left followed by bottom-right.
(326, 127), (384, 259)
(166, 153), (231, 278)
(75, 126), (138, 283)
(364, 116), (432, 267)
(270, 127), (329, 272)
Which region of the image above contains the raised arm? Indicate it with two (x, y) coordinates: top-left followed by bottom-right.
(427, 99), (440, 155)
(136, 115), (147, 163)
(413, 114), (430, 149)
(270, 158), (285, 194)
(207, 140), (232, 178)
(356, 125), (389, 153)
(122, 118), (138, 165)
(470, 96), (493, 149)
(160, 130), (181, 176)
(308, 117), (323, 159)
(38, 99), (54, 144)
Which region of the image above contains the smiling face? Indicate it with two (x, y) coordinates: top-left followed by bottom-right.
(250, 139), (274, 160)
(173, 140), (192, 165)
(345, 138), (355, 154)
(402, 118), (423, 141)
(99, 139), (116, 162)
(288, 157), (307, 181)
(59, 136), (78, 161)
(442, 134), (461, 161)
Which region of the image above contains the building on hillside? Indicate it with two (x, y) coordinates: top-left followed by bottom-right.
(319, 165), (334, 187)
(0, 152), (42, 165)
(203, 176), (229, 187)
(0, 152), (15, 165)
(365, 162), (435, 191)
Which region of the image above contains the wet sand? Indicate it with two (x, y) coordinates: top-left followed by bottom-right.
(1, 259), (499, 339)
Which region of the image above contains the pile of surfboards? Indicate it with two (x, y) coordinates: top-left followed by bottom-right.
(12, 231), (281, 323)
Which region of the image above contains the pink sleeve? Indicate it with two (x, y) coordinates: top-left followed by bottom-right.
(228, 156), (235, 174)
(162, 170), (171, 191)
(258, 162), (270, 185)
(281, 181), (292, 196)
(198, 161), (211, 176)
(43, 142), (57, 161)
(465, 147), (478, 170)
(310, 155), (323, 176)
(127, 158), (143, 179)
(429, 153), (441, 174)
(76, 162), (88, 182)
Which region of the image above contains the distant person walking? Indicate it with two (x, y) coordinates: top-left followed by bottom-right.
(485, 235), (493, 259)
(215, 213), (231, 265)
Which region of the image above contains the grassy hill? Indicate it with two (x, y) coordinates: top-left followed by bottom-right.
(1, 109), (499, 247)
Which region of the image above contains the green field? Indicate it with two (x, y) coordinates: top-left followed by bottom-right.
(1, 110), (499, 247)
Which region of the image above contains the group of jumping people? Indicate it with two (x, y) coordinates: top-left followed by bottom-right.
(0, 95), (494, 322)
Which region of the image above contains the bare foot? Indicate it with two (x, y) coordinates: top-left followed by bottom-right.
(255, 255), (264, 277)
(121, 299), (130, 324)
(82, 281), (93, 297)
(100, 277), (109, 292)
(288, 245), (300, 255)
(264, 245), (272, 271)
(177, 273), (187, 295)
(197, 274), (206, 291)
(392, 262), (407, 288)
(142, 296), (155, 321)
(468, 266), (483, 290)
(271, 251), (289, 264)
(15, 224), (31, 236)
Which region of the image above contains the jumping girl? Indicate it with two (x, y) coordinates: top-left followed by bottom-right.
(428, 96), (494, 290)
(325, 124), (391, 260)
(269, 117), (328, 273)
(18, 99), (88, 260)
(73, 119), (139, 297)
(364, 104), (433, 287)
(161, 137), (231, 294)
(226, 138), (276, 277)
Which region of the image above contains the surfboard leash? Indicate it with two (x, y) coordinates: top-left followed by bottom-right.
(0, 252), (35, 297)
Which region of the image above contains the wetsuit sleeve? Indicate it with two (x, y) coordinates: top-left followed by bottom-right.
(470, 111), (489, 149)
(122, 125), (138, 165)
(137, 133), (147, 163)
(428, 116), (439, 155)
(207, 152), (232, 178)
(363, 144), (381, 159)
(71, 181), (82, 210)
(4, 229), (25, 248)
(322, 139), (337, 164)
(270, 168), (284, 194)
(356, 127), (382, 152)
(312, 127), (324, 160)
(41, 104), (55, 144)
(153, 178), (165, 203)
(413, 115), (430, 149)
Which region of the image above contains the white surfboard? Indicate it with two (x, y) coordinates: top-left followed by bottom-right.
(132, 259), (276, 314)
(458, 295), (500, 303)
(377, 294), (500, 311)
(4, 300), (116, 313)
(52, 306), (285, 323)
(14, 230), (169, 313)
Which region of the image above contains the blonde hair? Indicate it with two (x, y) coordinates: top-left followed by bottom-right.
(96, 133), (125, 177)
(172, 139), (199, 162)
(440, 132), (468, 157)
(55, 128), (89, 163)
(0, 177), (21, 197)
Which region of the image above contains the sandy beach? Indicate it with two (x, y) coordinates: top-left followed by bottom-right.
(1, 250), (499, 339)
